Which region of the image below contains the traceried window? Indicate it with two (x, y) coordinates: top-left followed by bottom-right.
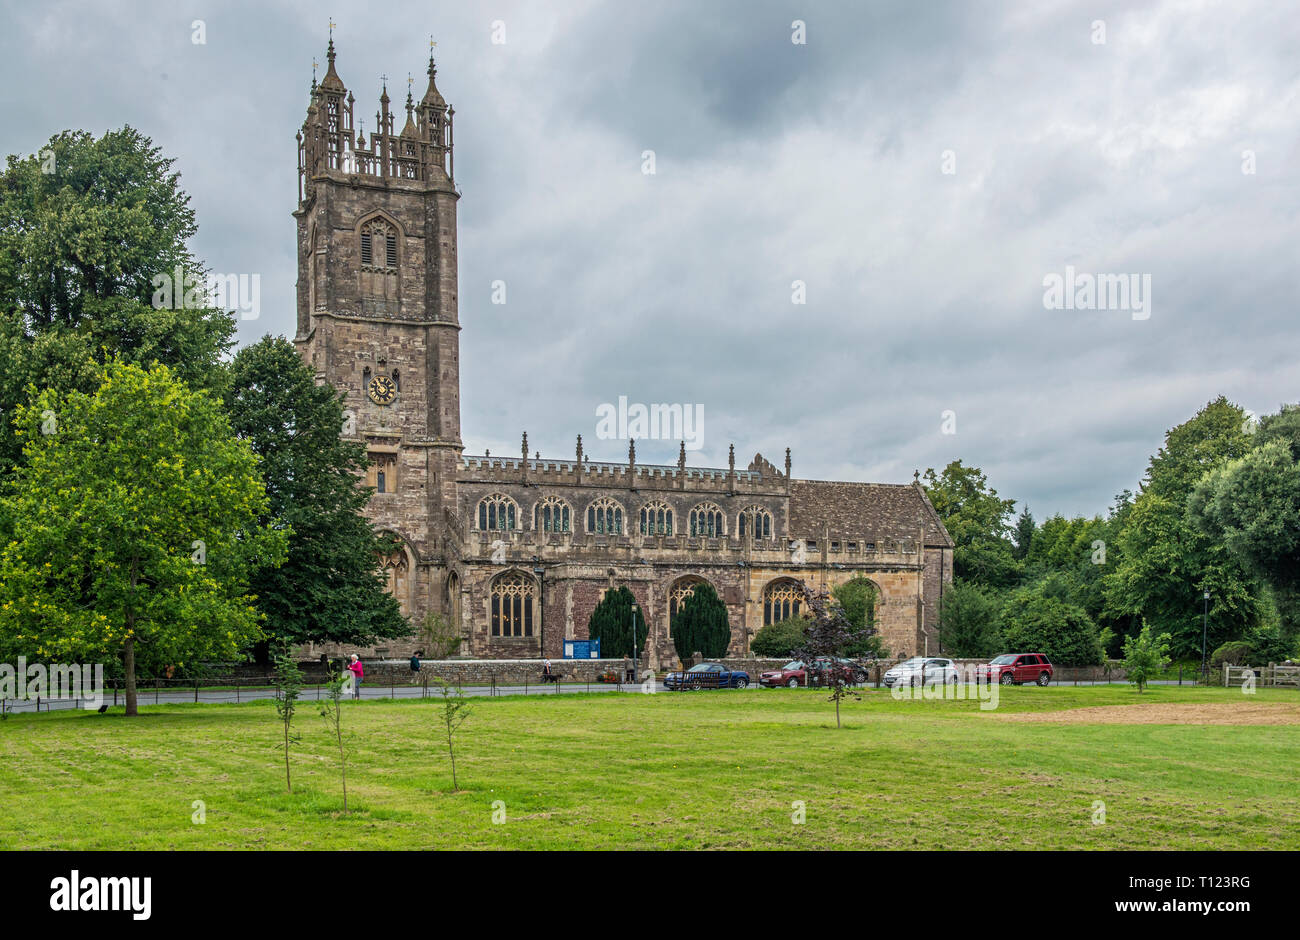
(476, 493), (518, 531)
(763, 580), (803, 626)
(586, 497), (624, 535)
(737, 505), (773, 540)
(689, 503), (725, 538)
(668, 576), (704, 623)
(533, 496), (571, 533)
(639, 500), (674, 536)
(490, 571), (535, 638)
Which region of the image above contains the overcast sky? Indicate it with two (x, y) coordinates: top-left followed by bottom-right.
(2, 0), (1296, 518)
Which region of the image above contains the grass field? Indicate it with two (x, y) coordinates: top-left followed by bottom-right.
(1, 684), (1297, 850)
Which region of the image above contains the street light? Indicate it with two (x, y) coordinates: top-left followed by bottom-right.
(533, 563), (545, 660)
(631, 603), (640, 685)
(1201, 589), (1211, 681)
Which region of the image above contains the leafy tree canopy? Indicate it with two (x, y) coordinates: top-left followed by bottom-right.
(0, 360), (288, 714)
(671, 581), (730, 661)
(923, 460), (1021, 588)
(587, 585), (647, 659)
(224, 336), (408, 656)
(0, 127), (235, 474)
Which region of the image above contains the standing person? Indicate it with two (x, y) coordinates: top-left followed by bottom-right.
(347, 654), (364, 700)
(542, 658), (552, 682)
(410, 650), (422, 673)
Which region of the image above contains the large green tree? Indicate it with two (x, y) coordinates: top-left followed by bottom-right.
(0, 127), (235, 473)
(939, 579), (1003, 658)
(587, 585), (647, 659)
(671, 581), (731, 661)
(0, 360), (288, 715)
(224, 336), (407, 659)
(999, 583), (1104, 667)
(1104, 398), (1260, 658)
(922, 460), (1021, 588)
(1189, 405), (1300, 643)
(832, 577), (885, 657)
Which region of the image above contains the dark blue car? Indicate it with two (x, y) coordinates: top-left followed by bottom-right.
(664, 662), (750, 690)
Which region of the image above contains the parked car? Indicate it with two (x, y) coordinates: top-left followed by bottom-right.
(978, 653), (1053, 686)
(664, 662), (751, 690)
(882, 657), (959, 687)
(760, 658), (870, 688)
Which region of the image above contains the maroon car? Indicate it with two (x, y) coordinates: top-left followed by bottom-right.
(978, 653), (1053, 686)
(760, 658), (867, 688)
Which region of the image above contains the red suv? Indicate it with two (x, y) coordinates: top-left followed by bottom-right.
(979, 653), (1053, 686)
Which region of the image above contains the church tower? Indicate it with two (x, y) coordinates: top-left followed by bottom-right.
(294, 35), (461, 628)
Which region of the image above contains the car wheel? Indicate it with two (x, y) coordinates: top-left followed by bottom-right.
(689, 678), (702, 691)
(1036, 672), (1050, 687)
(786, 678), (799, 688)
(1000, 672), (1014, 686)
(734, 677), (748, 689)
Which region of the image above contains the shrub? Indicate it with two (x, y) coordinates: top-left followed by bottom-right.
(1209, 640), (1255, 668)
(998, 583), (1104, 666)
(750, 618), (807, 657)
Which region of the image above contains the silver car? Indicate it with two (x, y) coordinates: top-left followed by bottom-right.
(882, 656), (959, 687)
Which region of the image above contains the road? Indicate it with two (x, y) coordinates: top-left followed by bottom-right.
(1, 678), (670, 713)
(0, 676), (1211, 715)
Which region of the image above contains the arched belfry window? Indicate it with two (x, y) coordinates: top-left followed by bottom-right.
(534, 496), (571, 533)
(359, 216), (399, 312)
(360, 219), (397, 270)
(476, 493), (518, 531)
(586, 497), (624, 535)
(738, 505), (774, 540)
(639, 500), (673, 536)
(689, 503), (725, 538)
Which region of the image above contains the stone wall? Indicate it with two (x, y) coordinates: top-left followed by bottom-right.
(235, 656), (1127, 686)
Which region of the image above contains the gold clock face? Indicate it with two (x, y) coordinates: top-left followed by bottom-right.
(367, 375), (397, 406)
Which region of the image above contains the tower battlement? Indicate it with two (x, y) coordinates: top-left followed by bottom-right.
(297, 36), (454, 203)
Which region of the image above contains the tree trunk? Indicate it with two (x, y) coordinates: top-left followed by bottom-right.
(123, 637), (138, 717)
(336, 722), (348, 812)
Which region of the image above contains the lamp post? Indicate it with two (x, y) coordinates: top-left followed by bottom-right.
(631, 603), (639, 685)
(1201, 589), (1210, 681)
(533, 562), (545, 660)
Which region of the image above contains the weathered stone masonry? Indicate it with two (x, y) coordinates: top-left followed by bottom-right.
(292, 40), (953, 666)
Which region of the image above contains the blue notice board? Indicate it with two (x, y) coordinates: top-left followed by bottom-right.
(563, 638), (602, 659)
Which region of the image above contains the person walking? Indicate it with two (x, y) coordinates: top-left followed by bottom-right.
(347, 654), (364, 700)
(542, 658), (552, 682)
(410, 650), (422, 673)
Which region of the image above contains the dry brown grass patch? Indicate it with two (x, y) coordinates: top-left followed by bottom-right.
(997, 701), (1300, 726)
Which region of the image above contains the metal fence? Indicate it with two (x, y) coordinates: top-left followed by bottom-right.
(0, 671), (660, 714)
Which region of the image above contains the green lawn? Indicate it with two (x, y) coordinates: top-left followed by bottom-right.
(1, 685), (1297, 849)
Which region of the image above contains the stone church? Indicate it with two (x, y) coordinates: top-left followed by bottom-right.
(293, 39), (953, 666)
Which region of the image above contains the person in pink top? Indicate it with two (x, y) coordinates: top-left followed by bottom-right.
(347, 654), (363, 700)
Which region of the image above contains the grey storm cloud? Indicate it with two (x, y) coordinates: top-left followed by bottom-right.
(1, 0), (1296, 518)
